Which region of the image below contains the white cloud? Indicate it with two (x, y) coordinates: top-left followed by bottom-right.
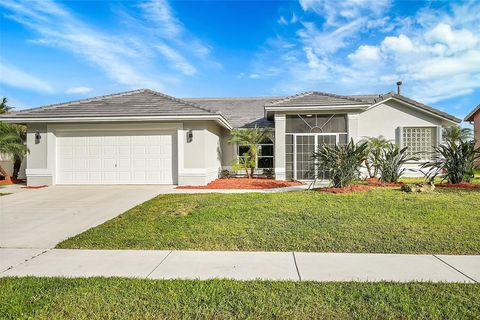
(381, 35), (414, 54)
(249, 74), (260, 79)
(0, 63), (53, 93)
(139, 0), (184, 38)
(299, 0), (390, 26)
(155, 43), (197, 75)
(348, 45), (381, 64)
(425, 23), (478, 53)
(65, 86), (91, 94)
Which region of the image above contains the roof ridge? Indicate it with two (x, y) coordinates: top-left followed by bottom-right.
(142, 89), (218, 115)
(310, 91), (368, 104)
(184, 96), (285, 101)
(265, 91), (315, 106)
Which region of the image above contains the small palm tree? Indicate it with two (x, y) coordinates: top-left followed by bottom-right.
(443, 126), (472, 143)
(228, 127), (272, 178)
(363, 135), (391, 178)
(0, 122), (28, 180)
(0, 97), (12, 114)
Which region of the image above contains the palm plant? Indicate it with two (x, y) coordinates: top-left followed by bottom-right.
(0, 122), (28, 180)
(363, 135), (391, 178)
(0, 97), (12, 114)
(228, 127), (272, 178)
(443, 126), (472, 143)
(312, 139), (368, 188)
(378, 144), (419, 183)
(422, 138), (480, 184)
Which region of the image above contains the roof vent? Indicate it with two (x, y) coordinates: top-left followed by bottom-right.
(396, 81), (402, 95)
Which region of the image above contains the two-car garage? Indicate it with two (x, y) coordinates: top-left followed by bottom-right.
(56, 131), (175, 185)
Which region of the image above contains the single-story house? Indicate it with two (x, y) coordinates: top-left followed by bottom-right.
(465, 104), (480, 146)
(0, 88), (460, 186)
(465, 104), (480, 166)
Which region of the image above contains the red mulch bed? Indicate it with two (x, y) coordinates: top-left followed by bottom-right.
(436, 183), (480, 189)
(315, 184), (374, 194)
(176, 178), (303, 190)
(0, 177), (25, 185)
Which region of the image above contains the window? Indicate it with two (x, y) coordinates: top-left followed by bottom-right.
(237, 138), (274, 169)
(286, 114), (347, 133)
(402, 127), (437, 160)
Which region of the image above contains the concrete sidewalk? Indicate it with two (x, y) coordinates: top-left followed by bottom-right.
(1, 249), (478, 283)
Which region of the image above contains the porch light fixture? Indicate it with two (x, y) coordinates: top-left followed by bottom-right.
(187, 129), (193, 143)
(35, 131), (41, 144)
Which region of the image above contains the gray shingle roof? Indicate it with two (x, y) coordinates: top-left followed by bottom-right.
(465, 104), (480, 122)
(1, 88), (461, 127)
(3, 89), (217, 118)
(184, 97), (281, 128)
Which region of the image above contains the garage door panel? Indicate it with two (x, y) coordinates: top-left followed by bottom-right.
(57, 131), (174, 184)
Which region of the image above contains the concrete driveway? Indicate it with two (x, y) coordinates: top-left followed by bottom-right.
(0, 185), (170, 248)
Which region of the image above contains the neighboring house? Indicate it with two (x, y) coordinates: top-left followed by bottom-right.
(465, 104), (480, 145)
(465, 104), (480, 167)
(0, 89), (460, 186)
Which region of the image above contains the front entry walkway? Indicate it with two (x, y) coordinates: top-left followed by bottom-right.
(1, 249), (478, 283)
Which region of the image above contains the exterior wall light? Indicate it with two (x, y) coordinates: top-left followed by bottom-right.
(187, 129), (193, 143)
(35, 131), (41, 144)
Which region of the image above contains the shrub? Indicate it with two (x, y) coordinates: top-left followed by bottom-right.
(262, 168), (274, 179)
(422, 138), (480, 184)
(312, 139), (367, 188)
(231, 155), (256, 178)
(378, 144), (418, 183)
(220, 169), (235, 179)
(362, 136), (391, 178)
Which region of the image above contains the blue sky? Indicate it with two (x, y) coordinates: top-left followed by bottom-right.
(0, 0), (479, 121)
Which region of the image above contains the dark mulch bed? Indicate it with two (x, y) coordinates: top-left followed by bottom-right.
(176, 178), (303, 190)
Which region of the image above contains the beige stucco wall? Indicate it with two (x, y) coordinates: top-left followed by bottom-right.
(357, 100), (445, 143)
(474, 112), (480, 167)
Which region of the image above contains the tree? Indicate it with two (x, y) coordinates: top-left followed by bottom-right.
(443, 126), (473, 143)
(362, 135), (391, 178)
(228, 127), (272, 178)
(0, 97), (12, 114)
(0, 122), (27, 180)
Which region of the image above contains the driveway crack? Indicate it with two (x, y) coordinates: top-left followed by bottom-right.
(0, 249), (50, 274)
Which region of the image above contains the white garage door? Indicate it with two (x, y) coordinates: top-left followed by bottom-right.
(56, 131), (174, 184)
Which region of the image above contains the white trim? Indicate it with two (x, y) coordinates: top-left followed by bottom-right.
(0, 115), (233, 130)
(265, 104), (369, 111)
(26, 168), (52, 177)
(367, 97), (459, 124)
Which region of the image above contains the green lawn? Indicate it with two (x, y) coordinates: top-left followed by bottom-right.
(58, 188), (480, 254)
(0, 193), (10, 196)
(1, 278), (478, 319)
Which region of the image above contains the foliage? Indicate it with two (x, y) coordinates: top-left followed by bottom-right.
(0, 122), (27, 179)
(220, 169), (235, 179)
(443, 125), (473, 143)
(0, 97), (12, 114)
(58, 189), (480, 254)
(422, 138), (480, 184)
(228, 128), (272, 178)
(262, 168), (274, 179)
(378, 144), (418, 182)
(362, 135), (392, 178)
(231, 154), (256, 177)
(312, 139), (368, 188)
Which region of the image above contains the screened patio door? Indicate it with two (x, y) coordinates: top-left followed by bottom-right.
(294, 134), (337, 180)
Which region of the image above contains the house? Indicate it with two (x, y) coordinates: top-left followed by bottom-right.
(0, 88), (460, 186)
(465, 104), (480, 167)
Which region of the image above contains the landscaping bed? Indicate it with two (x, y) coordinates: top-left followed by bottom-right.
(1, 278), (478, 319)
(58, 188), (480, 254)
(176, 178), (303, 189)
